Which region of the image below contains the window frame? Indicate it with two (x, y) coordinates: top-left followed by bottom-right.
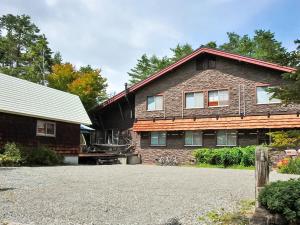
(216, 130), (237, 147)
(147, 95), (164, 111)
(150, 131), (167, 146)
(184, 91), (204, 109)
(208, 89), (230, 108)
(256, 85), (282, 105)
(36, 120), (56, 137)
(184, 130), (203, 146)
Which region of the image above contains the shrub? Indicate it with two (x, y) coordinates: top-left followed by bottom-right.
(258, 179), (300, 223)
(278, 157), (300, 175)
(21, 146), (64, 166)
(268, 130), (300, 149)
(0, 142), (22, 166)
(193, 146), (256, 167)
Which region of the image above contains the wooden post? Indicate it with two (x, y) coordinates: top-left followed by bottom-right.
(255, 146), (269, 207)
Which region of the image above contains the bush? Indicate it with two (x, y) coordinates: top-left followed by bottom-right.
(278, 157), (300, 175)
(258, 179), (300, 223)
(192, 146), (256, 167)
(0, 142), (22, 166)
(268, 130), (300, 149)
(21, 146), (64, 166)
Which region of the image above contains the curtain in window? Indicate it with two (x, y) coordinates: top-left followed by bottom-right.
(185, 131), (193, 145)
(155, 96), (163, 110)
(151, 132), (166, 145)
(185, 93), (194, 108)
(194, 92), (204, 108)
(217, 130), (227, 145)
(208, 91), (218, 106)
(218, 90), (229, 106)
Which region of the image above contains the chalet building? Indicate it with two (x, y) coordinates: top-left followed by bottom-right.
(90, 48), (300, 164)
(0, 73), (91, 164)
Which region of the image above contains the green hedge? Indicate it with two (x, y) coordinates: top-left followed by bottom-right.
(192, 146), (256, 167)
(259, 179), (300, 223)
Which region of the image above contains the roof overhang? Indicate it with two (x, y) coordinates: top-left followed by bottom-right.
(133, 114), (300, 132)
(99, 48), (296, 109)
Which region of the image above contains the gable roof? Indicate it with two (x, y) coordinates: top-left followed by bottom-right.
(0, 73), (92, 125)
(100, 47), (296, 109)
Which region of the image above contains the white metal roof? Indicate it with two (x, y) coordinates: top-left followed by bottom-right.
(0, 73), (92, 125)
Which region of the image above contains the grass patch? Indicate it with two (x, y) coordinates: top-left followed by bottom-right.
(193, 163), (255, 170)
(198, 199), (255, 225)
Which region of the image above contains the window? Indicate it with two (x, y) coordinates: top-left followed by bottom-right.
(217, 130), (237, 146)
(150, 132), (166, 146)
(256, 86), (281, 104)
(208, 90), (229, 107)
(185, 131), (202, 146)
(36, 120), (56, 137)
(185, 92), (204, 109)
(147, 96), (163, 111)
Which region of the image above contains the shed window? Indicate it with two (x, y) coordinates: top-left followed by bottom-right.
(256, 86), (281, 104)
(185, 92), (204, 109)
(147, 96), (163, 111)
(36, 120), (56, 137)
(185, 131), (202, 146)
(217, 130), (237, 146)
(208, 90), (229, 107)
(150, 131), (166, 146)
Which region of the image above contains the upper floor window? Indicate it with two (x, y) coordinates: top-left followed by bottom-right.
(217, 130), (237, 146)
(150, 131), (166, 146)
(185, 92), (204, 109)
(147, 96), (163, 111)
(185, 131), (202, 146)
(208, 90), (229, 107)
(36, 120), (56, 137)
(256, 86), (281, 104)
(196, 56), (216, 70)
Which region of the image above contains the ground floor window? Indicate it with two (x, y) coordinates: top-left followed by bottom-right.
(150, 131), (166, 146)
(185, 131), (202, 146)
(217, 130), (237, 146)
(36, 120), (56, 137)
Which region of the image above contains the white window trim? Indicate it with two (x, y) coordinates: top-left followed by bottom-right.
(36, 120), (56, 137)
(208, 90), (229, 108)
(184, 131), (203, 146)
(147, 95), (164, 111)
(184, 92), (204, 109)
(256, 86), (282, 105)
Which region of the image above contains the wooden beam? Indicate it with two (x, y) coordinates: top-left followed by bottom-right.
(118, 102), (125, 120)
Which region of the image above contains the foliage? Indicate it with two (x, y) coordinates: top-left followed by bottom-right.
(0, 142), (21, 166)
(192, 146), (256, 167)
(198, 200), (255, 225)
(258, 179), (300, 222)
(21, 146), (64, 166)
(128, 43), (193, 84)
(278, 157), (300, 175)
(47, 63), (107, 110)
(268, 130), (300, 148)
(219, 30), (292, 66)
(194, 163), (255, 170)
(0, 14), (54, 83)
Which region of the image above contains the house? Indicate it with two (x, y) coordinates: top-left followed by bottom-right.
(0, 73), (91, 164)
(89, 47), (299, 164)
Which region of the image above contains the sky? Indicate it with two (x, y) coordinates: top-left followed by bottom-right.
(1, 0), (299, 94)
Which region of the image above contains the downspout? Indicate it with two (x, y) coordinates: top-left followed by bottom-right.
(243, 85), (246, 116)
(238, 85), (241, 115)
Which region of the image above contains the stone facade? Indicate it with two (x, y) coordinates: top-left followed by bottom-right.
(133, 56), (300, 164)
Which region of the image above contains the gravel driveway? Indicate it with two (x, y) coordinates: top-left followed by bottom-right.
(0, 165), (298, 225)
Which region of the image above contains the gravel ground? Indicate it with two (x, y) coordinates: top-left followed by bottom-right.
(0, 165), (299, 225)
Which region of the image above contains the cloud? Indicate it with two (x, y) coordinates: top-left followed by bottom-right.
(0, 0), (294, 93)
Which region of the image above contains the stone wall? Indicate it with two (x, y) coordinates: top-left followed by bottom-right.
(135, 56), (300, 120)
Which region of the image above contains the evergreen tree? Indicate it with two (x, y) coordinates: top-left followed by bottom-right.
(0, 14), (53, 83)
(170, 43), (193, 62)
(128, 54), (153, 84)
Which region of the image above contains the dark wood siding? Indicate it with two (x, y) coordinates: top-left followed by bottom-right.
(0, 112), (80, 155)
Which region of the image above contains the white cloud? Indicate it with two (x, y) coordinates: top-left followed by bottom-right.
(0, 0), (290, 94)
